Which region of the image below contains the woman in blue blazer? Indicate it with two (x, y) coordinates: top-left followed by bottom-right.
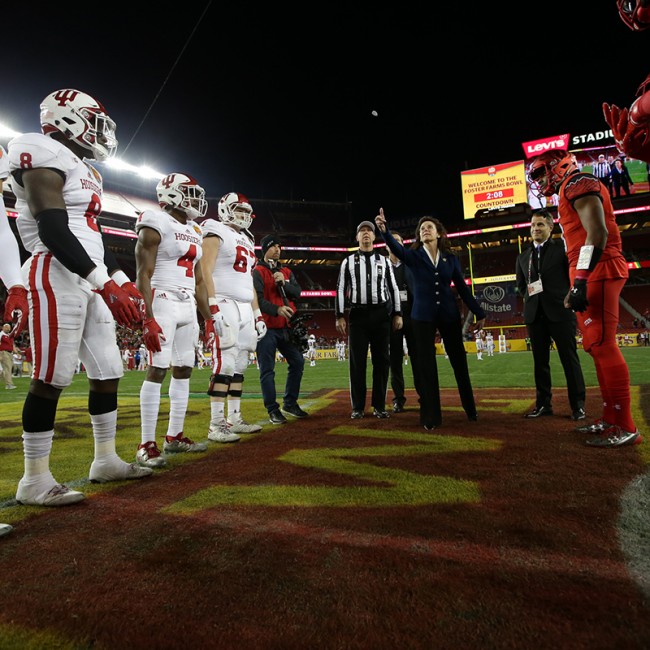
(375, 209), (485, 429)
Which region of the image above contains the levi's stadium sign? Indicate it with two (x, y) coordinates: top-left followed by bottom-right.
(521, 134), (570, 159)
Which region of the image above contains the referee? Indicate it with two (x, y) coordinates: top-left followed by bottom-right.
(335, 220), (401, 419)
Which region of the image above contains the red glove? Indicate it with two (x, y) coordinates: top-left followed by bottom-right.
(204, 318), (216, 349)
(4, 286), (28, 336)
(603, 73), (650, 163)
(142, 316), (165, 353)
(120, 281), (145, 320)
(97, 279), (141, 328)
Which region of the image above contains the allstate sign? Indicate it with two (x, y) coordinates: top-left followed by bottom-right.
(478, 284), (514, 314)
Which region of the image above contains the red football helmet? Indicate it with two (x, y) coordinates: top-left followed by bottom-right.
(527, 150), (578, 198)
(617, 0), (650, 30)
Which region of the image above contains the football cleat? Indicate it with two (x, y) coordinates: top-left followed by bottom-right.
(208, 420), (241, 443)
(136, 440), (167, 468)
(585, 425), (642, 448)
(163, 433), (208, 453)
(89, 459), (153, 483)
(576, 419), (611, 434)
(16, 482), (85, 507)
(0, 523), (13, 538)
(227, 418), (262, 434)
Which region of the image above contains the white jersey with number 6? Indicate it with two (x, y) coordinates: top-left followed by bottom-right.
(200, 218), (256, 303)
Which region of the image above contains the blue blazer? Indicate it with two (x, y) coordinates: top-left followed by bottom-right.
(382, 228), (486, 324)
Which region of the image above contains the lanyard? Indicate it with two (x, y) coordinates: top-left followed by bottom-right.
(527, 244), (542, 284)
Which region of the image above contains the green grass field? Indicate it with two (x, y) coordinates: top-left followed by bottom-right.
(2, 347), (648, 403)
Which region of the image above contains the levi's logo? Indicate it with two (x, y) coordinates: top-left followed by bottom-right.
(521, 134), (570, 159)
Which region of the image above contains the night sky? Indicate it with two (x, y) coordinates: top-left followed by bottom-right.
(1, 2), (646, 227)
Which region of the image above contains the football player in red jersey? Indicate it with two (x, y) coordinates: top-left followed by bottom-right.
(528, 150), (641, 448)
(603, 2), (650, 163)
(7, 89), (151, 507)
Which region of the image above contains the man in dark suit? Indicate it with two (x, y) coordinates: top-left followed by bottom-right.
(516, 210), (587, 420)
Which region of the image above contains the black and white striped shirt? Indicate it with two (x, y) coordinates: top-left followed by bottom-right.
(335, 250), (401, 318)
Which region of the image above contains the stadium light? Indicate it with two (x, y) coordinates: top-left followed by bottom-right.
(0, 120), (165, 181)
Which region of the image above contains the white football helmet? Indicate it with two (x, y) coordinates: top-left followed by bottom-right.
(156, 173), (207, 219)
(40, 89), (118, 161)
(218, 192), (254, 229)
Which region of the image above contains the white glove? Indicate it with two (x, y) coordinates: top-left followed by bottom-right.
(254, 309), (267, 340)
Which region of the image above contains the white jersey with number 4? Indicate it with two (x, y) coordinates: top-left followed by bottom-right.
(201, 218), (256, 303)
(136, 208), (203, 293)
(8, 132), (106, 264)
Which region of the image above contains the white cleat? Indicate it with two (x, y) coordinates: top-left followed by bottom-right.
(16, 482), (85, 507)
(163, 433), (208, 453)
(227, 419), (262, 434)
(0, 523), (13, 537)
(208, 420), (240, 443)
(136, 441), (167, 468)
(89, 459), (153, 483)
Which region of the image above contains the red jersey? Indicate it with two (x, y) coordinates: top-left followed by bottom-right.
(557, 172), (628, 281)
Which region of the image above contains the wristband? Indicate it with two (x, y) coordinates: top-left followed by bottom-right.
(85, 267), (112, 291)
(576, 245), (604, 273)
(111, 270), (131, 287)
(254, 309), (262, 320)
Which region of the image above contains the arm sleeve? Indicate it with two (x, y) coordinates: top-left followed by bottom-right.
(100, 223), (122, 275)
(36, 208), (97, 278)
(0, 196), (25, 288)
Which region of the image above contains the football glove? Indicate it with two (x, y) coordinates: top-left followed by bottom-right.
(209, 303), (227, 338)
(603, 73), (650, 163)
(568, 279), (589, 313)
(120, 281), (145, 319)
(97, 280), (141, 327)
(4, 286), (28, 336)
(255, 316), (267, 341)
(142, 317), (165, 353)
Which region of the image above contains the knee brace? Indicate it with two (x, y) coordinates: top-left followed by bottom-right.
(88, 390), (118, 416)
(229, 373), (244, 398)
(208, 373), (232, 397)
(23, 392), (58, 432)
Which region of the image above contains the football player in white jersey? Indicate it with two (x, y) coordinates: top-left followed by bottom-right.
(0, 145), (29, 536)
(7, 89), (152, 507)
(200, 192), (267, 441)
(307, 334), (317, 366)
(134, 173), (217, 467)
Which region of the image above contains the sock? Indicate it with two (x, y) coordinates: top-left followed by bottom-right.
(210, 400), (226, 424)
(228, 397), (241, 423)
(91, 410), (119, 463)
(167, 377), (189, 438)
(140, 380), (162, 444)
(20, 431), (56, 486)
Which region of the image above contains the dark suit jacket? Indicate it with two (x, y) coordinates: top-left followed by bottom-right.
(516, 238), (575, 324)
(382, 228), (485, 324)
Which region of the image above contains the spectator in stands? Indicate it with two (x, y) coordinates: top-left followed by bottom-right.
(515, 210), (586, 421)
(375, 209), (485, 430)
(528, 149), (640, 447)
(610, 159), (634, 197)
(335, 220), (401, 419)
(253, 234), (308, 424)
(387, 231), (418, 413)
